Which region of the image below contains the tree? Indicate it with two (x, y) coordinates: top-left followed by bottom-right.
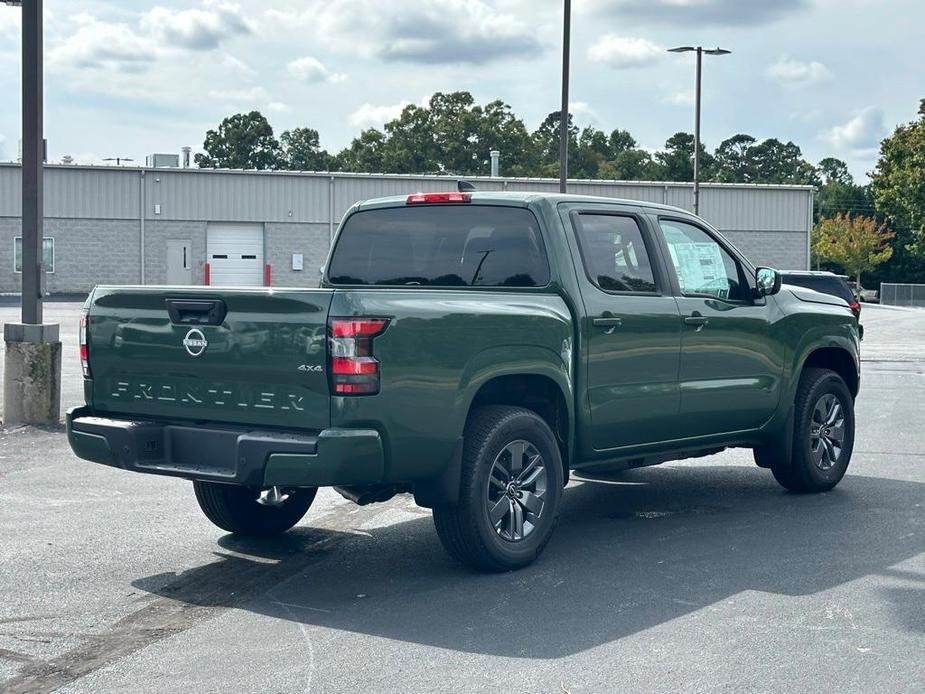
(712, 134), (757, 182)
(195, 111), (281, 170)
(747, 138), (819, 185)
(654, 132), (714, 182)
(817, 157), (853, 185)
(279, 127), (334, 171)
(532, 110), (579, 177)
(474, 99), (536, 176)
(336, 129), (388, 173)
(870, 98), (925, 261)
(812, 213), (894, 288)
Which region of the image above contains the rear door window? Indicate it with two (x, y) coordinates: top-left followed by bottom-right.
(573, 214), (658, 293)
(327, 205), (549, 287)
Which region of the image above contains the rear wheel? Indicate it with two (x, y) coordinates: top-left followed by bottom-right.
(193, 482), (317, 536)
(766, 367), (855, 493)
(433, 406), (564, 572)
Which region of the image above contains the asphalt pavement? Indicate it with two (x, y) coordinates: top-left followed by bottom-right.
(0, 301), (923, 693)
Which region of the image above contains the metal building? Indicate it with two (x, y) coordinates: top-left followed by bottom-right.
(0, 164), (812, 293)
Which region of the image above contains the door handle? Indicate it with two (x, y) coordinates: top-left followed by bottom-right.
(593, 317), (623, 327)
(593, 315), (623, 334)
(684, 314), (709, 330)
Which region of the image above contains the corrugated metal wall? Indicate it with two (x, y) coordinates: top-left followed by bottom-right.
(0, 164), (812, 233)
(0, 164), (812, 284)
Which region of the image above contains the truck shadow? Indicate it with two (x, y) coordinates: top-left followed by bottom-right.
(132, 466), (925, 659)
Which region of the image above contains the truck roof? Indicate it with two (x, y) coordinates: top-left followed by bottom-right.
(355, 190), (696, 217)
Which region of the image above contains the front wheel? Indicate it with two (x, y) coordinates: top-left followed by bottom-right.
(769, 367), (855, 493)
(193, 482), (317, 536)
(433, 406), (564, 572)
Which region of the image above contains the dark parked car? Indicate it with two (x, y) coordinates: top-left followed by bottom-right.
(781, 271), (861, 319)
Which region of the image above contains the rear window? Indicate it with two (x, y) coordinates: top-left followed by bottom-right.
(783, 275), (853, 302)
(327, 205), (549, 287)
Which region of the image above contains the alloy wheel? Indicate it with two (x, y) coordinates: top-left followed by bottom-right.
(486, 439), (548, 542)
(809, 393), (845, 471)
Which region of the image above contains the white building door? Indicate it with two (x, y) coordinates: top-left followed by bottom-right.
(207, 224), (264, 286)
(166, 239), (192, 285)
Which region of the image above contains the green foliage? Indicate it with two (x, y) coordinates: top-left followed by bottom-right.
(655, 132), (715, 182)
(195, 111), (281, 170)
(279, 127), (334, 171)
(812, 213), (894, 286)
(870, 99), (925, 258)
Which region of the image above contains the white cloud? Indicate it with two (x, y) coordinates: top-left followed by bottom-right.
(569, 102), (598, 125)
(663, 89), (695, 106)
(48, 2), (253, 76)
(767, 56), (833, 87)
(287, 56), (346, 84)
(221, 53), (255, 75)
(825, 107), (887, 151)
(268, 0), (542, 65)
(587, 35), (662, 69)
(205, 86), (290, 115)
(349, 101), (411, 128)
(140, 1), (254, 51)
(0, 8), (20, 38)
(48, 14), (157, 73)
(207, 86), (269, 103)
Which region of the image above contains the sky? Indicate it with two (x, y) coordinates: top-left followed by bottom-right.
(0, 0), (922, 182)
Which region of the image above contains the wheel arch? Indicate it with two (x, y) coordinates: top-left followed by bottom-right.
(414, 367), (574, 509)
(467, 373), (572, 474)
(799, 345), (859, 397)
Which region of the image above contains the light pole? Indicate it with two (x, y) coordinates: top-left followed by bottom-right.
(3, 0), (61, 426)
(667, 46), (731, 216)
(559, 0), (571, 193)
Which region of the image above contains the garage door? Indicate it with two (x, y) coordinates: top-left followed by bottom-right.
(207, 224), (264, 286)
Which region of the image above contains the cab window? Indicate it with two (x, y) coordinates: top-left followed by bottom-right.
(574, 214), (657, 293)
(659, 220), (749, 301)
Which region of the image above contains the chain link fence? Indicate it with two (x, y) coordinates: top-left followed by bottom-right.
(880, 283), (925, 307)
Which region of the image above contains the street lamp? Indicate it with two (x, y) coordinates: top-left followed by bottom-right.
(667, 46), (731, 216)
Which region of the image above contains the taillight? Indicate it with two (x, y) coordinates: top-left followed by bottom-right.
(406, 192), (471, 204)
(328, 317), (389, 395)
(849, 300), (861, 317)
(79, 310), (90, 378)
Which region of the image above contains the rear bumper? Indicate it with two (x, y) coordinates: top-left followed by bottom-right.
(66, 406), (385, 488)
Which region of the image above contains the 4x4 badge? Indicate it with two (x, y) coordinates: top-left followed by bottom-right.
(182, 328), (208, 357)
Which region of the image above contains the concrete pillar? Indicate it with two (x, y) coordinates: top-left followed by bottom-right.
(3, 323), (62, 426)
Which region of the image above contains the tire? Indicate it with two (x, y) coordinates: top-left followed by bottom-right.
(193, 481), (317, 536)
(769, 367), (855, 493)
(432, 406), (564, 573)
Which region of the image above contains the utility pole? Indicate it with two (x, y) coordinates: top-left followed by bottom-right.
(15, 0), (42, 323)
(3, 0), (62, 425)
(558, 0), (571, 193)
(667, 46), (731, 216)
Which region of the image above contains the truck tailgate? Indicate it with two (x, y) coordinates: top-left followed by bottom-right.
(86, 287), (333, 431)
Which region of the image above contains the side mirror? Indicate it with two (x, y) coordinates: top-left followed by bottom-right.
(755, 267), (782, 297)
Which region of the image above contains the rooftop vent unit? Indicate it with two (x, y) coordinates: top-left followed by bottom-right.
(146, 153), (180, 168)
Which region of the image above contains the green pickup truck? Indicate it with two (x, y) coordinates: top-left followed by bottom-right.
(68, 191), (860, 572)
